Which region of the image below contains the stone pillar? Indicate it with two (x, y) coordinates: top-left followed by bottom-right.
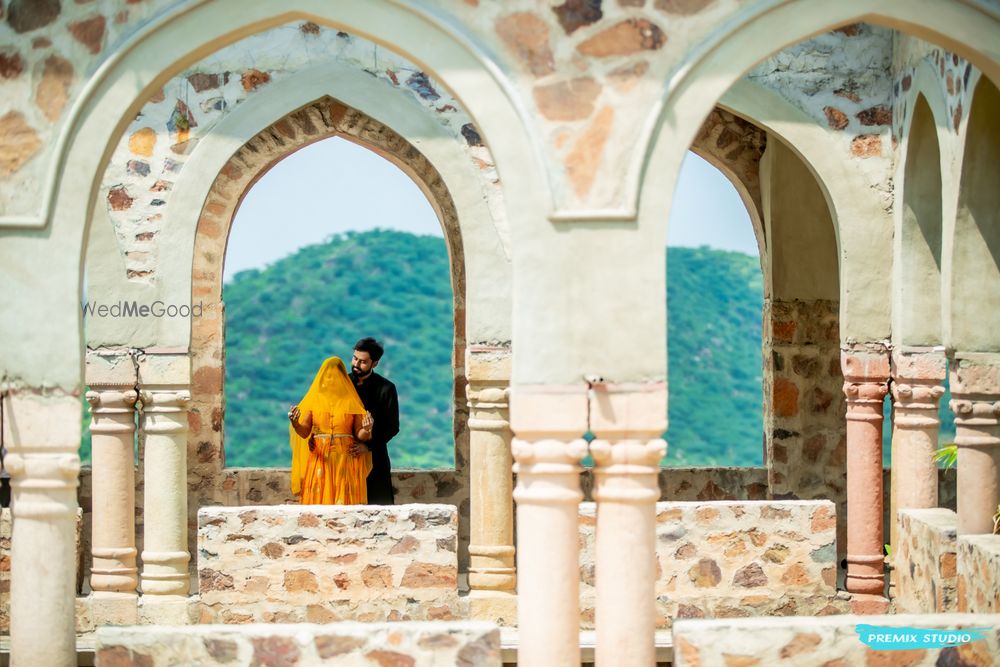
(139, 387), (191, 597)
(589, 383), (666, 667)
(466, 347), (516, 624)
(888, 348), (945, 555)
(511, 385), (588, 667)
(87, 386), (140, 609)
(949, 354), (1000, 536)
(4, 392), (81, 667)
(842, 348), (889, 595)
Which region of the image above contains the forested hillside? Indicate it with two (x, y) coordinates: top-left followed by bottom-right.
(79, 230), (954, 468)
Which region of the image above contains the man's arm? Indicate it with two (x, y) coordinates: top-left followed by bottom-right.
(382, 383), (399, 442)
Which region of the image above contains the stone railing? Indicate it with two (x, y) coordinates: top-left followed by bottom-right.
(197, 504), (460, 623)
(95, 621), (499, 666)
(957, 534), (1000, 613)
(896, 508), (958, 613)
(579, 500), (844, 628)
(672, 614), (1000, 665)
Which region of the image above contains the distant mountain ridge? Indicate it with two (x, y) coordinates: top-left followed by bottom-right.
(218, 230), (767, 468)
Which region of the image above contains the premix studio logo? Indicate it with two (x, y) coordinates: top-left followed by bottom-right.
(856, 624), (991, 651)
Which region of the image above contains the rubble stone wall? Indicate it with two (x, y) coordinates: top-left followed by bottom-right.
(957, 534), (1000, 614)
(896, 508), (958, 613)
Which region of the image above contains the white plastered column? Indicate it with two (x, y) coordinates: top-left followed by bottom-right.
(138, 351), (191, 612)
(589, 383), (666, 667)
(466, 346), (516, 623)
(85, 350), (140, 625)
(510, 386), (588, 667)
(4, 394), (81, 667)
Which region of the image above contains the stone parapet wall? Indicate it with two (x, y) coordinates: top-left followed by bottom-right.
(957, 535), (1000, 613)
(197, 504), (460, 624)
(896, 508), (958, 613)
(672, 614), (1000, 666)
(579, 500), (843, 628)
(95, 621), (500, 666)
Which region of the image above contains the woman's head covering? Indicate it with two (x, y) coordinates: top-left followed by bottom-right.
(297, 356), (366, 419)
(290, 356), (366, 495)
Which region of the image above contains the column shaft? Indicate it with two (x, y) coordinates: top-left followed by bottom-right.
(950, 356), (1000, 535)
(590, 438), (664, 667)
(87, 387), (139, 595)
(467, 378), (515, 593)
(5, 392), (80, 667)
(843, 350), (889, 595)
(513, 436), (587, 667)
(888, 350), (945, 553)
(140, 388), (191, 596)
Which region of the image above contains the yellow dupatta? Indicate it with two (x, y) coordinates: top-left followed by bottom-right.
(289, 356), (367, 495)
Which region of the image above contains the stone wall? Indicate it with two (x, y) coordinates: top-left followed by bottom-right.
(896, 508), (958, 613)
(764, 299), (847, 566)
(957, 535), (1000, 614)
(672, 614), (1000, 666)
(197, 505), (460, 624)
(579, 500), (844, 629)
(95, 621), (500, 666)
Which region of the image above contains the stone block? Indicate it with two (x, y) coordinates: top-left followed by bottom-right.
(957, 534), (1000, 613)
(579, 500), (842, 628)
(197, 505), (460, 623)
(673, 614), (1000, 666)
(95, 621), (500, 666)
(895, 508), (958, 613)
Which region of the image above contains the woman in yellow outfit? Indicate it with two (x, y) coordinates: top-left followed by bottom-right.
(287, 356), (374, 504)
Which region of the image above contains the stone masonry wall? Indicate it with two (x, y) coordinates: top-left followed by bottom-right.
(672, 614), (1000, 666)
(957, 535), (1000, 614)
(197, 505), (460, 624)
(95, 622), (500, 667)
(764, 299), (847, 570)
(579, 500), (844, 629)
(896, 508), (958, 613)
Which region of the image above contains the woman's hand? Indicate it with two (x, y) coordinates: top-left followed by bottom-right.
(349, 441), (369, 457)
(362, 411), (374, 431)
(288, 405), (300, 424)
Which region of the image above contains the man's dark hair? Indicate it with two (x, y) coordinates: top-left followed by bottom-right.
(354, 337), (385, 362)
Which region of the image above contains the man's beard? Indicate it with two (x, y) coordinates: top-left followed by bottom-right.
(353, 366), (371, 378)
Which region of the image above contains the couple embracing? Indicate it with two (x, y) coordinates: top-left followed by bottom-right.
(288, 337), (399, 506)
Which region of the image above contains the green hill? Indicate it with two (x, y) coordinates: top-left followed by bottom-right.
(78, 230), (953, 469)
(221, 231), (767, 468)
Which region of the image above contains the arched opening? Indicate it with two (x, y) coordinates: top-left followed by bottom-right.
(899, 94), (944, 346)
(951, 77), (1000, 352)
(222, 135), (455, 470)
(665, 150), (764, 467)
(189, 97), (468, 501)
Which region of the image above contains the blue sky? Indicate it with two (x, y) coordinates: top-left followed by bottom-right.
(225, 137), (757, 282)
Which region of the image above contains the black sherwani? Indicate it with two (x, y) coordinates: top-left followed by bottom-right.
(351, 370), (399, 504)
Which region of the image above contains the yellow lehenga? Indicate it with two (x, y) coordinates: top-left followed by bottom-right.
(290, 357), (372, 504)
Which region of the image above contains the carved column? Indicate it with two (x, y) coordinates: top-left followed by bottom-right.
(4, 393), (80, 667)
(511, 385), (588, 667)
(842, 349), (889, 595)
(888, 349), (945, 553)
(467, 347), (516, 622)
(87, 387), (139, 598)
(950, 354), (1000, 535)
(589, 383), (666, 667)
(139, 387), (191, 596)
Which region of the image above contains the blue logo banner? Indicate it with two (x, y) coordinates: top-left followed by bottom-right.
(856, 624), (992, 651)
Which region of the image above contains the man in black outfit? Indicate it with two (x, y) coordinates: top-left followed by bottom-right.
(347, 337), (399, 504)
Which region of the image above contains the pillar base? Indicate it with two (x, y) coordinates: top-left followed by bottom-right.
(850, 593), (890, 615)
(138, 594), (198, 625)
(468, 590), (518, 626)
(89, 591), (138, 625)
